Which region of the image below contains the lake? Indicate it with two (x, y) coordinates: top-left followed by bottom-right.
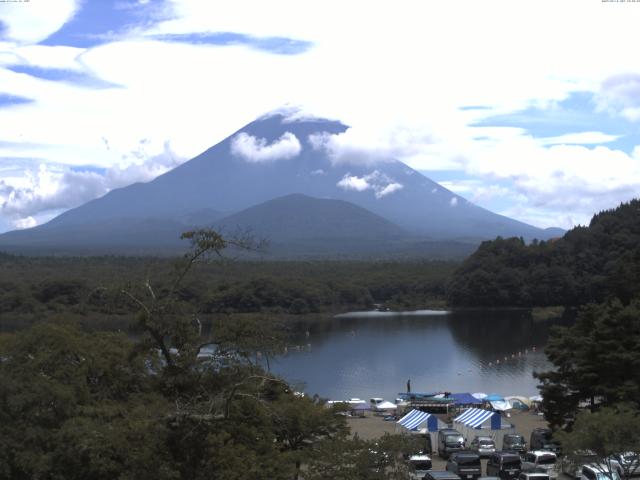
(270, 309), (568, 402)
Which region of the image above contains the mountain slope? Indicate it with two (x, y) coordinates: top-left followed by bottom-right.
(214, 193), (405, 241)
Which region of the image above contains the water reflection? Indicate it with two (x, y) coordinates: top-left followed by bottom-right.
(271, 309), (569, 402)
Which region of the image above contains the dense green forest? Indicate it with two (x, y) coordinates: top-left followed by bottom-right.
(448, 199), (640, 307)
(0, 231), (424, 479)
(0, 251), (455, 332)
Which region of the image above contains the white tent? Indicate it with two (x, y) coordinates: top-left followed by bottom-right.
(375, 401), (397, 411)
(489, 399), (513, 411)
(396, 409), (447, 453)
(453, 408), (515, 443)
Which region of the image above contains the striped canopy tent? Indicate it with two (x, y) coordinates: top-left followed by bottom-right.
(453, 408), (515, 443)
(396, 409), (446, 453)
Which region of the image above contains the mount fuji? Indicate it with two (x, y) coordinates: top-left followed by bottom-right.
(0, 113), (562, 256)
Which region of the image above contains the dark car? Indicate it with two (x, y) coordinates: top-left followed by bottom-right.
(529, 429), (560, 454)
(446, 451), (482, 480)
(409, 454), (433, 477)
(438, 428), (466, 459)
(487, 452), (523, 480)
(503, 434), (527, 454)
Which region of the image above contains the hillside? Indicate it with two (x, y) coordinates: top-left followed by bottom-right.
(215, 193), (404, 240)
(447, 199), (640, 307)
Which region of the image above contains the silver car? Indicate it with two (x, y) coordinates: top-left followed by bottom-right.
(470, 436), (496, 458)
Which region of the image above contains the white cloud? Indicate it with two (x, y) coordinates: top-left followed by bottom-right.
(0, 142), (183, 225)
(450, 197), (458, 207)
(230, 131), (301, 163)
(309, 123), (435, 166)
(336, 171), (404, 199)
(13, 216), (36, 229)
(596, 74), (640, 122)
(337, 174), (369, 192)
(538, 131), (620, 146)
(377, 182), (403, 198)
(1, 0), (640, 230)
(0, 0), (80, 44)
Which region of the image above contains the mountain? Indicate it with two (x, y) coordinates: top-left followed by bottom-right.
(0, 112), (562, 256)
(214, 193), (405, 241)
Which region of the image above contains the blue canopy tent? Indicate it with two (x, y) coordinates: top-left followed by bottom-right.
(396, 409), (446, 453)
(453, 407), (514, 443)
(451, 393), (484, 406)
(484, 394), (505, 402)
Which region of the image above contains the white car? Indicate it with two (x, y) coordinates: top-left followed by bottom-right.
(561, 452), (623, 479)
(580, 464), (622, 480)
(609, 453), (640, 477)
(522, 451), (558, 480)
(560, 451), (599, 478)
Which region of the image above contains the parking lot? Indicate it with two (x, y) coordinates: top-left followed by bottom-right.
(347, 409), (577, 478)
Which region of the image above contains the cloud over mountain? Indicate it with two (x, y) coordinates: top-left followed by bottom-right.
(336, 171), (403, 199)
(230, 131), (301, 162)
(0, 141), (182, 228)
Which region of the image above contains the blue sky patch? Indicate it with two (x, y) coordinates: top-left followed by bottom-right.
(40, 0), (174, 48)
(70, 165), (108, 175)
(473, 91), (640, 155)
(459, 105), (492, 111)
(7, 65), (118, 88)
(0, 93), (33, 108)
(153, 32), (313, 55)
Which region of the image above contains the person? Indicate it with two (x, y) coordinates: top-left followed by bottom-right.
(407, 379), (411, 393)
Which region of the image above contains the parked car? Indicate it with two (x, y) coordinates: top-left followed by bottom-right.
(529, 429), (560, 454)
(425, 472), (462, 480)
(522, 451), (558, 479)
(561, 453), (623, 479)
(470, 436), (497, 458)
(446, 451), (482, 480)
(503, 434), (527, 454)
(580, 464), (622, 480)
(486, 452), (523, 480)
(439, 428), (466, 459)
(409, 454), (433, 477)
(559, 451), (599, 478)
(518, 473), (550, 480)
(609, 452), (640, 477)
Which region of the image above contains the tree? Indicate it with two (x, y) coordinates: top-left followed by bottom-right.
(305, 433), (423, 480)
(0, 229), (426, 478)
(555, 406), (640, 480)
(535, 299), (640, 428)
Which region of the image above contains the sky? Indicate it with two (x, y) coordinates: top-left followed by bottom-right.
(0, 0), (639, 233)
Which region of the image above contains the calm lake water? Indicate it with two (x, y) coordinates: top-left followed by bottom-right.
(270, 309), (568, 402)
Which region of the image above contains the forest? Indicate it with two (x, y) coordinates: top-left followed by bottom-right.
(448, 199), (640, 308)
(0, 252), (455, 333)
(0, 230), (427, 479)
